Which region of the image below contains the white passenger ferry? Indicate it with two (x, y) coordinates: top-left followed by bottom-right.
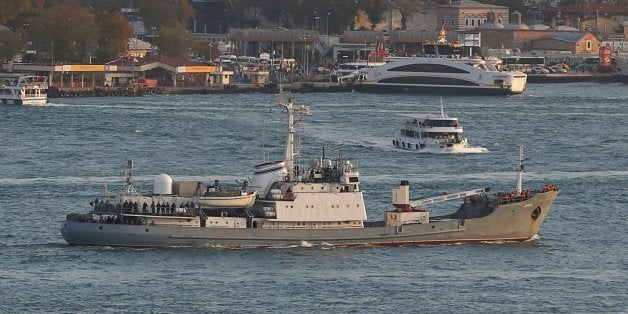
(0, 73), (48, 106)
(393, 102), (487, 154)
(357, 56), (527, 95)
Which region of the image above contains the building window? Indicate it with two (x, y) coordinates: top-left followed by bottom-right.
(451, 19), (455, 26)
(471, 19), (475, 27)
(586, 41), (592, 50)
(441, 18), (445, 25)
(465, 19), (469, 27)
(497, 19), (502, 24)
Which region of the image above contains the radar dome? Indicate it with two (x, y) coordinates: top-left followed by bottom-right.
(154, 173), (173, 195)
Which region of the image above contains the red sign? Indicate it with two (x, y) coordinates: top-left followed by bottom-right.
(599, 45), (612, 67)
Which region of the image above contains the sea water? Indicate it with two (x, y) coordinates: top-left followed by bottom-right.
(1, 82), (626, 312)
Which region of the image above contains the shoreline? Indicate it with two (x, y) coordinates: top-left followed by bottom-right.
(47, 74), (623, 97)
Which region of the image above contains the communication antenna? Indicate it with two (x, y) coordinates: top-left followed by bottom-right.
(516, 144), (527, 195)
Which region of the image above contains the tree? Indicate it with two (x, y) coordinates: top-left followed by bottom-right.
(359, 0), (388, 30)
(0, 0), (45, 26)
(0, 28), (27, 62)
(135, 0), (194, 28)
(393, 0), (426, 30)
(28, 3), (98, 63)
(95, 11), (133, 62)
(156, 23), (191, 58)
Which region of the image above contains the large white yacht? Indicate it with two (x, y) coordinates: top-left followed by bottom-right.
(357, 56), (527, 95)
(0, 73), (48, 106)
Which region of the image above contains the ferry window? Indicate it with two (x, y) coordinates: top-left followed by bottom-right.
(379, 76), (478, 86)
(389, 64), (469, 73)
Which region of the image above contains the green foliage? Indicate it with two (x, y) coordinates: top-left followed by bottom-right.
(155, 23), (191, 58)
(135, 0), (194, 28)
(359, 0), (388, 30)
(0, 29), (27, 62)
(96, 11), (133, 62)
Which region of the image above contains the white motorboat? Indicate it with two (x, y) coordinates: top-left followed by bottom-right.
(0, 73), (48, 106)
(393, 101), (487, 154)
(195, 190), (257, 208)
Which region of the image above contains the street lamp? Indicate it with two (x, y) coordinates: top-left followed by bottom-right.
(208, 42), (214, 63)
(326, 12), (331, 47)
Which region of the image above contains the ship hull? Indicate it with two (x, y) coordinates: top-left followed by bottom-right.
(356, 83), (520, 95)
(60, 191), (557, 248)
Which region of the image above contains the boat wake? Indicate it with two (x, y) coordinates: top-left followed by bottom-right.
(393, 146), (489, 154)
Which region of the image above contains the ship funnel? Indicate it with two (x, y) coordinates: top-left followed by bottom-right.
(392, 180), (411, 211)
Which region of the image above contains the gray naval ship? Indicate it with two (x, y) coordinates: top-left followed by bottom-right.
(61, 93), (559, 248)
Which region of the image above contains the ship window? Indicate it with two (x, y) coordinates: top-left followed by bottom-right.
(379, 76), (478, 86)
(388, 64), (469, 73)
(349, 177), (359, 182)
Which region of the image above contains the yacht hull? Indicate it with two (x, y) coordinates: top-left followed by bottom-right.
(60, 191), (557, 248)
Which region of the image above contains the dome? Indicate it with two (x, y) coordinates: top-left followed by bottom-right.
(154, 173), (173, 195)
(479, 22), (504, 29)
(503, 23), (529, 30)
(556, 25), (579, 31)
(530, 24), (550, 30)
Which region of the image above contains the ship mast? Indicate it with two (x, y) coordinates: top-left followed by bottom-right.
(122, 159), (139, 195)
(516, 144), (526, 195)
(277, 87), (309, 178)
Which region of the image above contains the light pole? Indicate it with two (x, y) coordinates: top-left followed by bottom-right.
(208, 42), (214, 63)
(326, 12), (331, 37)
(326, 12), (332, 54)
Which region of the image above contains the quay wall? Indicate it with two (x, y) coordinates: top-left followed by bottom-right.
(48, 74), (621, 97)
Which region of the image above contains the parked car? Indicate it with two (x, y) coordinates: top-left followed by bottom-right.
(548, 66), (567, 74)
(531, 67), (550, 74)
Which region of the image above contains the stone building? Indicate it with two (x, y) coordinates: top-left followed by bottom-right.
(531, 32), (601, 53)
(438, 0), (510, 32)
